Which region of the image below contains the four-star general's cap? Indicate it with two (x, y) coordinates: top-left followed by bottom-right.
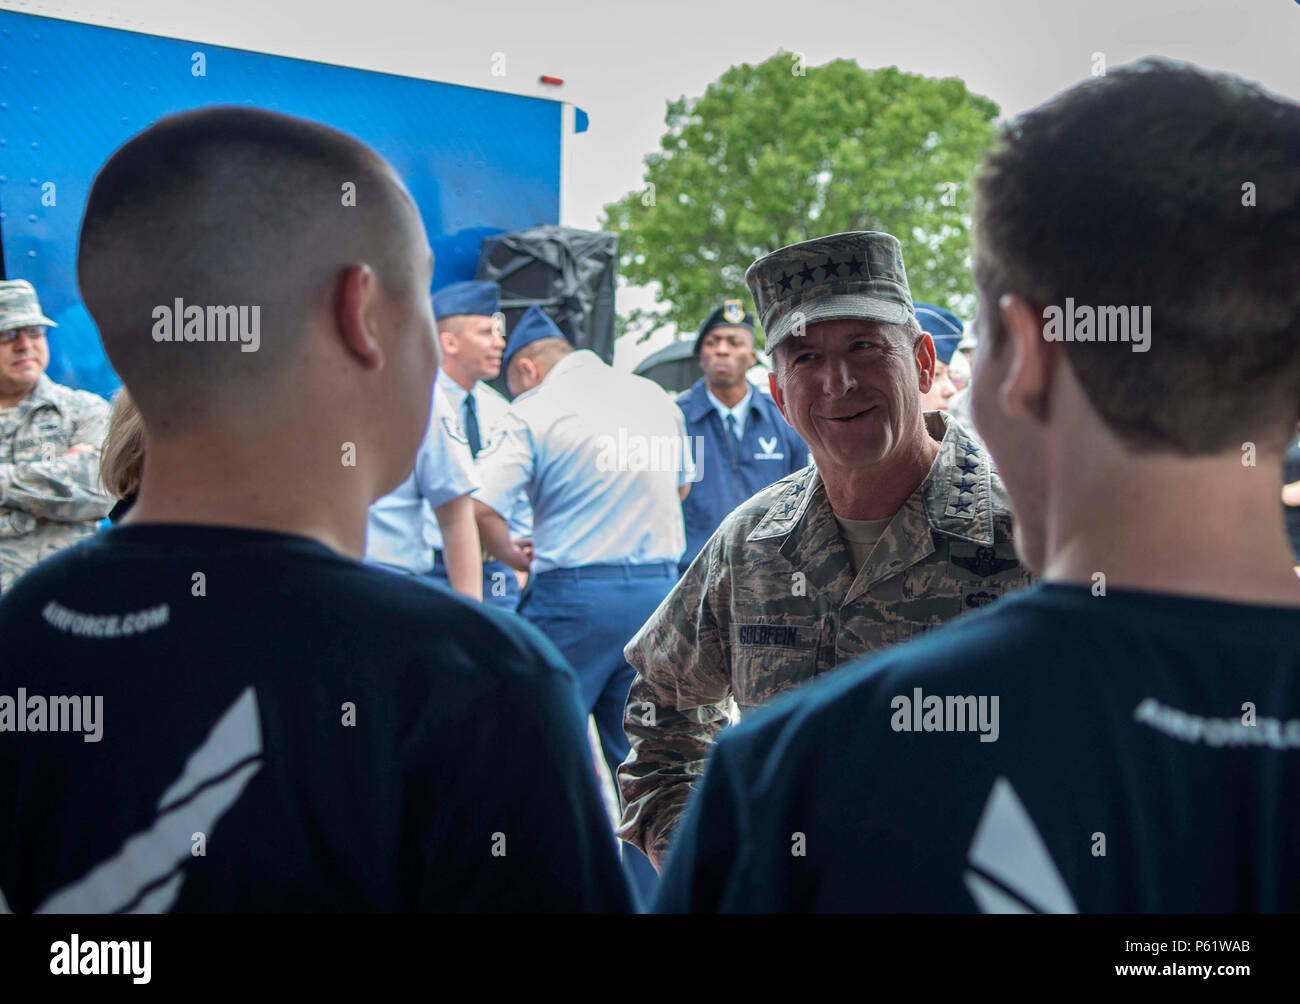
(432, 279), (500, 320)
(504, 304), (567, 368)
(0, 279), (57, 332)
(745, 231), (912, 353)
(913, 302), (964, 365)
(694, 299), (756, 355)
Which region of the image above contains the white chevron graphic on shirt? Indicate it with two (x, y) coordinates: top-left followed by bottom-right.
(758, 436), (779, 455)
(0, 687), (263, 915)
(963, 777), (1078, 914)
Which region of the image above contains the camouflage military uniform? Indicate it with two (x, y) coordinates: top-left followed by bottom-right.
(0, 374), (113, 591)
(617, 410), (1033, 865)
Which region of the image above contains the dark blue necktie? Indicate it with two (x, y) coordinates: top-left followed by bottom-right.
(463, 394), (482, 459)
(725, 413), (740, 469)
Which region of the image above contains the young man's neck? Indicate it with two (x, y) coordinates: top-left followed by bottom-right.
(706, 378), (750, 409)
(1044, 447), (1300, 606)
(819, 422), (941, 521)
(125, 430), (376, 560)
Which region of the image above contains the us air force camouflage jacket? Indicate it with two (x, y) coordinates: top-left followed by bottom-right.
(617, 411), (1033, 865)
(0, 375), (113, 592)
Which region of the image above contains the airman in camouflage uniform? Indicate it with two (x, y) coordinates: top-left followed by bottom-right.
(616, 232), (1033, 867)
(0, 280), (113, 592)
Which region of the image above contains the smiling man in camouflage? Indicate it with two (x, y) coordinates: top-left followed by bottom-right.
(0, 279), (113, 592)
(616, 231), (1032, 868)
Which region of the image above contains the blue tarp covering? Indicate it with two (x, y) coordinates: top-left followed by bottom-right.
(0, 10), (565, 398)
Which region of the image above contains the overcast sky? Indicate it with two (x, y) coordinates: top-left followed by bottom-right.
(4, 0), (1297, 367)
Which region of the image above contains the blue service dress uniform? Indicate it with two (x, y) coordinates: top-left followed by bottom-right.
(676, 377), (808, 572)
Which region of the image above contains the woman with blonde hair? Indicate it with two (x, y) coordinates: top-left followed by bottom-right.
(100, 386), (144, 523)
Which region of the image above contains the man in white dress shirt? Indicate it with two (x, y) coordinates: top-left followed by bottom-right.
(473, 304), (692, 905)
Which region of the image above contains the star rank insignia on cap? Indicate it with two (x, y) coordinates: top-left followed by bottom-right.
(723, 299), (745, 324)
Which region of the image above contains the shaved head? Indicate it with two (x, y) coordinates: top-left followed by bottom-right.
(78, 106), (428, 427)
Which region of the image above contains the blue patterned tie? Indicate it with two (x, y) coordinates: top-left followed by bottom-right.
(463, 394), (482, 459)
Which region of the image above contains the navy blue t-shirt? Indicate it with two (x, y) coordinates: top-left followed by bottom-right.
(656, 583), (1300, 912)
(0, 524), (633, 913)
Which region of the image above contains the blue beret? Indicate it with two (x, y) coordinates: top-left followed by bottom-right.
(694, 299), (756, 355)
(913, 302), (965, 366)
(432, 279), (499, 320)
(504, 305), (567, 368)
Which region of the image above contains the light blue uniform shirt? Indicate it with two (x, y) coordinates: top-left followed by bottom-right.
(475, 350), (693, 574)
(705, 384), (753, 442)
(365, 390), (477, 574)
(432, 370), (533, 546)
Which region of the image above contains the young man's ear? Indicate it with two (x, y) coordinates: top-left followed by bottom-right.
(997, 294), (1054, 422)
(336, 264), (382, 370)
(507, 358), (535, 396)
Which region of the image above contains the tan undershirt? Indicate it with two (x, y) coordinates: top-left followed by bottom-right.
(834, 514), (895, 575)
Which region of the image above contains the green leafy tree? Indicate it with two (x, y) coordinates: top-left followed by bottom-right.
(603, 55), (1000, 344)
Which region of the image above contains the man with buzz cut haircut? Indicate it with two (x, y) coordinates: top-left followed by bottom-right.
(0, 106), (632, 914)
(617, 229), (1031, 871)
(656, 59), (1300, 913)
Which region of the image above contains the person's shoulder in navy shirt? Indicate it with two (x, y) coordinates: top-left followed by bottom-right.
(0, 524), (634, 913)
(656, 582), (1300, 913)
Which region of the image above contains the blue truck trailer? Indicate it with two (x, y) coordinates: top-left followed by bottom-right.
(0, 8), (586, 398)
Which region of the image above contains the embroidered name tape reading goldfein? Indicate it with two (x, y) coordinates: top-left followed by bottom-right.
(732, 623), (816, 649)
